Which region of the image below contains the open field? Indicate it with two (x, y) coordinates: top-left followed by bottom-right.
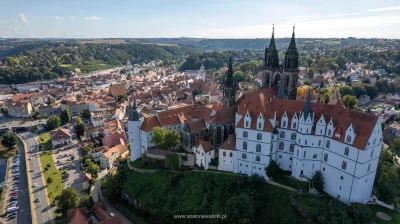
(369, 205), (400, 224)
(39, 152), (64, 203)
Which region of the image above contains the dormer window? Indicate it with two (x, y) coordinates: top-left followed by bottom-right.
(245, 121), (249, 127)
(283, 121), (286, 128)
(258, 123), (261, 129)
(328, 129), (331, 136)
(293, 122), (297, 129)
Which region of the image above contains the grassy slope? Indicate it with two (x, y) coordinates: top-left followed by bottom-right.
(39, 152), (63, 203)
(369, 205), (400, 224)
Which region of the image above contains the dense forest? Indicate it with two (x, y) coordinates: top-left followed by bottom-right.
(0, 42), (197, 84)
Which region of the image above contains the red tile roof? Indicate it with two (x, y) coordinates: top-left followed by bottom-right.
(109, 84), (127, 96)
(194, 139), (214, 152)
(67, 207), (88, 224)
(220, 134), (236, 150)
(51, 128), (72, 141)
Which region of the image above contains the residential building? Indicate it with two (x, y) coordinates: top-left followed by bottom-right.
(51, 128), (72, 148)
(99, 144), (129, 169)
(218, 134), (235, 172)
(193, 139), (215, 170)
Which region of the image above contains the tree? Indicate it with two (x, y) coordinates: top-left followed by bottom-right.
(363, 84), (378, 98)
(76, 117), (82, 124)
(347, 203), (371, 224)
(1, 132), (17, 149)
(307, 68), (315, 78)
(363, 78), (371, 84)
(46, 115), (61, 130)
(194, 100), (205, 105)
(304, 80), (312, 86)
(225, 194), (254, 224)
(82, 109), (90, 118)
(343, 95), (358, 109)
(75, 123), (86, 140)
(78, 194), (94, 208)
(57, 188), (79, 214)
(82, 145), (92, 157)
(60, 106), (72, 124)
(339, 85), (353, 97)
(86, 163), (99, 179)
(169, 154), (181, 171)
(312, 171), (324, 193)
(265, 160), (281, 179)
(47, 177), (53, 184)
(152, 127), (180, 150)
(392, 138), (400, 156)
(117, 94), (128, 102)
(346, 75), (352, 84)
(351, 84), (366, 98)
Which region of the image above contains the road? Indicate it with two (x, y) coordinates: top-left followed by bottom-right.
(7, 136), (32, 224)
(0, 118), (47, 129)
(19, 132), (54, 224)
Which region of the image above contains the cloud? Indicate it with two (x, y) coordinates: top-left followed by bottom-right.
(70, 16), (75, 20)
(284, 12), (366, 20)
(55, 16), (64, 20)
(367, 6), (400, 12)
(18, 13), (28, 23)
(13, 28), (18, 32)
(85, 16), (102, 21)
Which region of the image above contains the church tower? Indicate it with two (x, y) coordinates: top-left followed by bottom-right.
(128, 100), (143, 161)
(263, 25), (281, 89)
(223, 57), (235, 108)
(282, 25), (299, 100)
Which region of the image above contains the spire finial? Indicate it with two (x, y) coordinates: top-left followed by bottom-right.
(292, 24), (295, 37)
(272, 24), (275, 37)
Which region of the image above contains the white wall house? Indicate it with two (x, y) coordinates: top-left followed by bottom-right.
(218, 135), (235, 172)
(193, 139), (215, 170)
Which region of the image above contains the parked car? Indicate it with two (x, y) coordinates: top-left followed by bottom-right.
(33, 183), (37, 187)
(34, 198), (40, 203)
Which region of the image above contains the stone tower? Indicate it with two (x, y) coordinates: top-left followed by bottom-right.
(282, 25), (299, 100)
(128, 100), (143, 161)
(263, 25), (299, 100)
(223, 57), (236, 108)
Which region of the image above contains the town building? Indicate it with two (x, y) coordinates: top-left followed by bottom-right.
(51, 128), (72, 148)
(99, 144), (129, 169)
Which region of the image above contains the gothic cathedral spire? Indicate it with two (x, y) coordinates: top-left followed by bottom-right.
(283, 24), (299, 72)
(223, 57), (236, 108)
(264, 25), (279, 70)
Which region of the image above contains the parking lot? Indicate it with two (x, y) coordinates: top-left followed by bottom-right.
(3, 155), (22, 221)
(52, 145), (82, 191)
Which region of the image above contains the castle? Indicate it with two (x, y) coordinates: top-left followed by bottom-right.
(127, 26), (382, 205)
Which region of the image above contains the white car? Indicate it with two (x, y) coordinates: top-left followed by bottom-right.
(28, 157), (32, 160)
(33, 183), (37, 187)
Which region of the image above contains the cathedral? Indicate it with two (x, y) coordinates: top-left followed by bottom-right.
(128, 26), (382, 205)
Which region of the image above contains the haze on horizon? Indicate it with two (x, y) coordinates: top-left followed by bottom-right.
(0, 0), (400, 39)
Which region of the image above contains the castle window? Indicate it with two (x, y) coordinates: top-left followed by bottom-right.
(245, 121), (249, 127)
(258, 123), (261, 129)
(318, 140), (321, 146)
(255, 156), (260, 162)
(326, 140), (330, 148)
(342, 161), (347, 170)
(313, 154), (317, 159)
(280, 131), (285, 139)
(340, 176), (343, 180)
(312, 163), (314, 169)
(303, 151), (306, 158)
(243, 131), (248, 138)
(328, 129), (331, 136)
(229, 152), (232, 157)
(344, 147), (349, 156)
(279, 142), (284, 150)
(305, 140), (308, 145)
(291, 133), (296, 140)
(293, 122), (297, 129)
(324, 153), (328, 162)
(242, 153), (247, 159)
(370, 150), (374, 158)
(243, 142), (247, 150)
(367, 164), (371, 172)
(256, 144), (261, 153)
(297, 150), (299, 157)
(346, 135), (352, 143)
(290, 144), (294, 152)
(283, 121), (286, 128)
(279, 155), (282, 158)
(257, 133), (262, 140)
(323, 167), (325, 171)
(223, 152), (226, 157)
(373, 139), (376, 145)
(320, 129), (322, 134)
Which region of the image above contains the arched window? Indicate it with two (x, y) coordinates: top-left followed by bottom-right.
(280, 131), (285, 139)
(257, 133), (262, 140)
(229, 152), (232, 157)
(326, 140), (330, 148)
(242, 153), (247, 159)
(243, 142), (247, 150)
(256, 144), (261, 153)
(283, 121), (286, 128)
(324, 153), (328, 162)
(223, 152), (226, 157)
(291, 133), (296, 140)
(279, 142), (284, 150)
(328, 129), (331, 136)
(346, 135), (352, 143)
(367, 164), (371, 172)
(344, 147), (349, 156)
(243, 131), (248, 138)
(290, 144), (295, 152)
(255, 156), (260, 162)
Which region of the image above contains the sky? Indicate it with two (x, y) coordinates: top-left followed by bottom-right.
(0, 0), (400, 39)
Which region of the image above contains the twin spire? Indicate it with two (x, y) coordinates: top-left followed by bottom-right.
(226, 57), (233, 87)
